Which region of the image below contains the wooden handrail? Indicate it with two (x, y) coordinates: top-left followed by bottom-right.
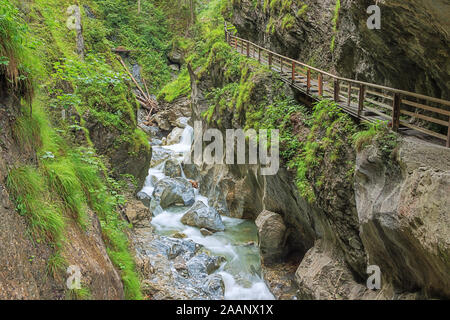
(224, 24), (450, 147)
(227, 33), (450, 106)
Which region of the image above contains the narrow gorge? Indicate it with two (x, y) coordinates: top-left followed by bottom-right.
(0, 0), (449, 301)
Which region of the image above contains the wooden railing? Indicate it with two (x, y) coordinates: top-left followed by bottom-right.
(224, 23), (450, 148)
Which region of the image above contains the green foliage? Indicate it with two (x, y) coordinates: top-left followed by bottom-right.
(0, 0), (35, 100)
(6, 165), (66, 248)
(353, 121), (398, 157)
(330, 0), (340, 52)
(158, 68), (191, 102)
(66, 286), (92, 300)
(4, 0), (147, 300)
(297, 3), (308, 17)
(158, 0), (232, 102)
(281, 14), (295, 31)
(91, 0), (172, 90)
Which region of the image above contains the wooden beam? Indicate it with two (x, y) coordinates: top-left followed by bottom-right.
(334, 79), (340, 102)
(392, 92), (401, 132)
(318, 73), (323, 97)
(307, 69), (311, 94)
(291, 62), (295, 84)
(347, 83), (352, 106)
(358, 84), (366, 118)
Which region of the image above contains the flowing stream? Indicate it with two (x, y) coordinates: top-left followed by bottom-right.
(139, 123), (274, 300)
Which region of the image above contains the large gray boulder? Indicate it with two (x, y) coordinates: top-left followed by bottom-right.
(181, 201), (225, 232)
(255, 210), (287, 265)
(152, 177), (195, 209)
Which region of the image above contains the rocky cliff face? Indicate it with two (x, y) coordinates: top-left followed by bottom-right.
(227, 0), (450, 99)
(356, 137), (450, 298)
(0, 94), (124, 300)
(186, 41), (450, 299)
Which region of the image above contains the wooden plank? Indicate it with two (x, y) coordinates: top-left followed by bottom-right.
(400, 109), (449, 127)
(402, 99), (450, 116)
(400, 121), (447, 141)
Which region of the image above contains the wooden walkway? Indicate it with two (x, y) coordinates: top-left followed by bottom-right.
(224, 24), (450, 147)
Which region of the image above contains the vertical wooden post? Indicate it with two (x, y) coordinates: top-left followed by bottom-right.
(358, 85), (366, 117)
(447, 117), (450, 148)
(334, 79), (340, 102)
(241, 40), (244, 54)
(258, 48), (261, 63)
(307, 69), (311, 94)
(347, 83), (352, 106)
(234, 37), (237, 50)
(268, 52), (272, 68)
(280, 56), (283, 74)
(318, 73), (323, 97)
(392, 93), (401, 132)
(291, 61), (295, 84)
(246, 41), (250, 57)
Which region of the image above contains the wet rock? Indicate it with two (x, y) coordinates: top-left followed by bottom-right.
(164, 159), (182, 178)
(133, 233), (224, 300)
(172, 232), (187, 239)
(150, 147), (172, 167)
(165, 127), (184, 145)
(152, 177), (195, 209)
(175, 117), (189, 128)
(186, 253), (225, 276)
(149, 236), (201, 261)
(181, 201), (225, 232)
(203, 274), (225, 297)
(150, 138), (163, 146)
(200, 228), (214, 236)
(255, 210), (287, 265)
(182, 163), (200, 180)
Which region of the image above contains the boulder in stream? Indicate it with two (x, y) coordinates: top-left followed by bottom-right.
(181, 201), (225, 232)
(164, 159), (182, 178)
(152, 177), (195, 209)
